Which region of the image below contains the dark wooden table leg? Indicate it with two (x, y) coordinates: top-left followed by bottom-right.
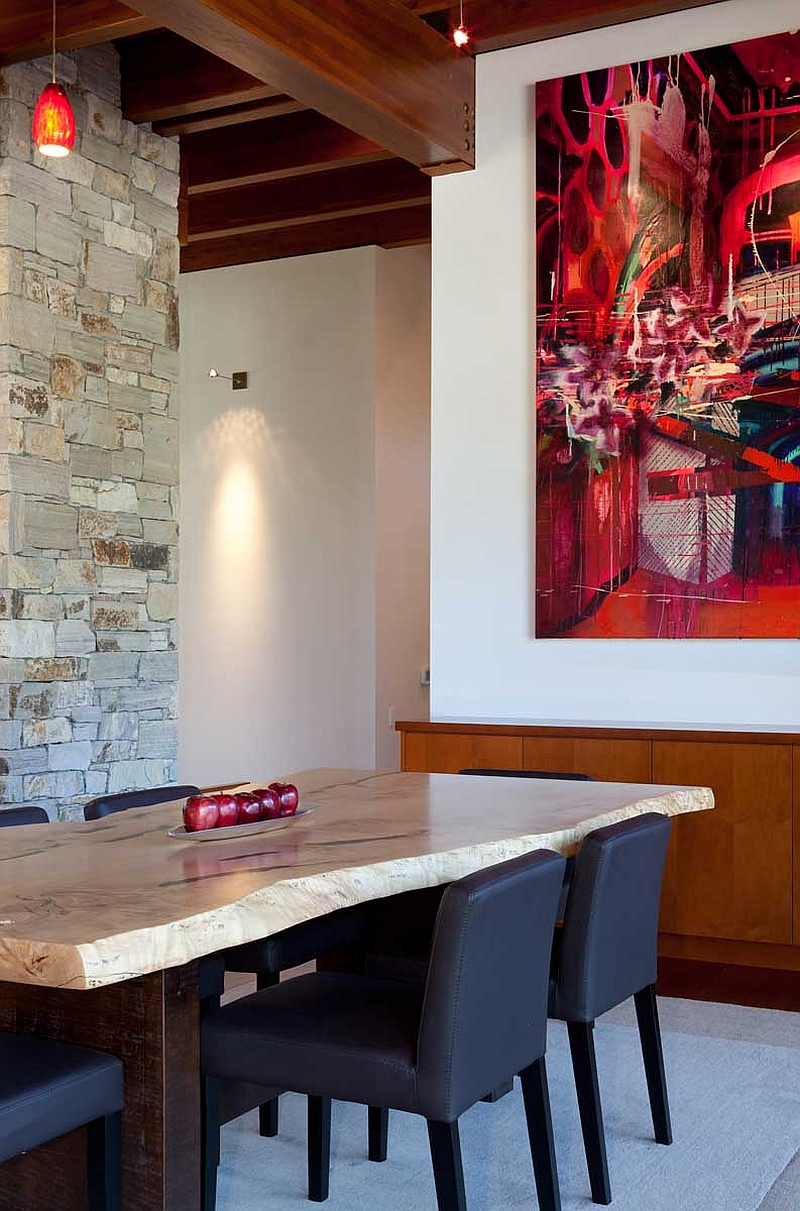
(0, 963), (201, 1211)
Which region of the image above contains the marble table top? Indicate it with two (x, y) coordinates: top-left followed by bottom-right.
(0, 769), (713, 990)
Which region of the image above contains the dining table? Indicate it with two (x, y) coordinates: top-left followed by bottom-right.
(0, 767), (713, 1211)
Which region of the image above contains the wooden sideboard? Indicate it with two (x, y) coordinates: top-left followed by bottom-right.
(397, 720), (800, 972)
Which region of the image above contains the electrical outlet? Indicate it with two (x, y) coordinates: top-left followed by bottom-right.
(232, 371), (248, 391)
(420, 668), (430, 687)
(388, 706), (396, 729)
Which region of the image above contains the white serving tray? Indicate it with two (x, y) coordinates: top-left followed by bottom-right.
(167, 804), (314, 842)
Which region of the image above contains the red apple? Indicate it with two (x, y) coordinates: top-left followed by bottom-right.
(269, 782), (299, 817)
(215, 794), (238, 828)
(183, 794), (220, 832)
(258, 788), (281, 819)
(235, 792), (263, 825)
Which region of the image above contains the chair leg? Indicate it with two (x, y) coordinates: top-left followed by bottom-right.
(368, 1106), (389, 1161)
(634, 984), (673, 1146)
(427, 1119), (467, 1211)
(520, 1057), (561, 1211)
(86, 1111), (121, 1211)
(308, 1095), (332, 1202)
(257, 971), (281, 1137)
(201, 1075), (221, 1211)
(567, 1020), (612, 1205)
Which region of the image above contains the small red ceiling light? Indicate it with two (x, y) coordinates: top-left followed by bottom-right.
(32, 0), (75, 159)
(452, 0), (470, 48)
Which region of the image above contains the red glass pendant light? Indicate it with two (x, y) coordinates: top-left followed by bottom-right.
(32, 1), (75, 158)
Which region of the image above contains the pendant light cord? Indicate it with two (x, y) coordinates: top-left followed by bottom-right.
(51, 0), (56, 83)
(459, 0), (464, 27)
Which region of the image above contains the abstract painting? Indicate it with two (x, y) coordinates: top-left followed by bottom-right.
(535, 30), (800, 638)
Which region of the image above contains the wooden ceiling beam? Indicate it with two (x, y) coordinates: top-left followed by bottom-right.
(401, 0), (453, 13)
(122, 0), (474, 172)
(119, 30), (282, 123)
(420, 0), (726, 52)
(187, 158), (431, 240)
(184, 110), (393, 194)
(153, 95), (306, 137)
(0, 0), (156, 66)
(181, 203), (431, 272)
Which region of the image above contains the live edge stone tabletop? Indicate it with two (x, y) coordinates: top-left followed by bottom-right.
(0, 769), (714, 991)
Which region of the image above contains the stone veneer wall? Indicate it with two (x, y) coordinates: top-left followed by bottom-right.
(0, 46), (180, 818)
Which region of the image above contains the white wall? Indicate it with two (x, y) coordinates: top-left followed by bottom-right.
(375, 247), (432, 768)
(179, 245), (431, 785)
(431, 0), (800, 729)
(180, 249), (377, 786)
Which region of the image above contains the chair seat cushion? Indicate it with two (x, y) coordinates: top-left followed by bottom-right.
(202, 971), (424, 1113)
(224, 904), (369, 975)
(0, 1032), (123, 1164)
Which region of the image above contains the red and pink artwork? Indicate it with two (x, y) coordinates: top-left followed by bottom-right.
(535, 31), (800, 638)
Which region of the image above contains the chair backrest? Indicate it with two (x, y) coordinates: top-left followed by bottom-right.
(555, 812), (672, 1022)
(416, 848), (566, 1122)
(0, 806), (49, 827)
(459, 768), (594, 781)
(84, 784), (200, 820)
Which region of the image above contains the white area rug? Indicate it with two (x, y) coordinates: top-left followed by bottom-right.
(216, 998), (800, 1210)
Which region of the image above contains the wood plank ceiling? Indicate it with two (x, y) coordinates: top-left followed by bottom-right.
(0, 0), (723, 271)
(117, 30), (438, 271)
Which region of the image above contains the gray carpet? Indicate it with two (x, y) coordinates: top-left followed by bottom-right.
(216, 998), (800, 1210)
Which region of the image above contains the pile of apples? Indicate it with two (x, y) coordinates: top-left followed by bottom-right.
(182, 783), (299, 832)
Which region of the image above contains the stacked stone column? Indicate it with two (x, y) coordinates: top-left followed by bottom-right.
(0, 46), (180, 817)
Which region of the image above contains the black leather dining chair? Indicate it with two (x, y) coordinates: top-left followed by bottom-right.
(362, 807), (673, 1201)
(0, 1032), (123, 1210)
(201, 849), (567, 1211)
(550, 812), (673, 1205)
(223, 905), (370, 1137)
(84, 783), (369, 1139)
(0, 805), (49, 826)
(84, 784), (201, 820)
(364, 769), (595, 988)
(235, 771), (597, 1142)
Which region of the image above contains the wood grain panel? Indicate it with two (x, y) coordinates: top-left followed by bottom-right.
(184, 111), (390, 194)
(658, 932), (800, 972)
(188, 159), (430, 239)
(0, 0), (155, 67)
(421, 0), (725, 52)
(402, 732), (523, 773)
(0, 964), (200, 1211)
(655, 741), (793, 945)
(120, 30), (281, 123)
(522, 736), (651, 782)
(181, 204), (430, 272)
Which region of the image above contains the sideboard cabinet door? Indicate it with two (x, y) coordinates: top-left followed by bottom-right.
(522, 737), (651, 783)
(655, 741), (793, 945)
(402, 732), (523, 774)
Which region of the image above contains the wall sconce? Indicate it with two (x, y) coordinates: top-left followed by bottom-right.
(209, 368), (249, 391)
